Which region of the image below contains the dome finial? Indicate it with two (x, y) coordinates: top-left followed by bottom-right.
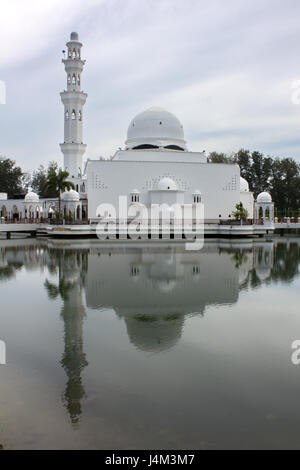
(70, 32), (79, 41)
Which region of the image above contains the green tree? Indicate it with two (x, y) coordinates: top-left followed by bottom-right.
(31, 165), (48, 196)
(233, 149), (252, 185)
(32, 161), (59, 197)
(232, 202), (248, 221)
(45, 165), (74, 216)
(208, 152), (233, 164)
(270, 158), (300, 211)
(0, 156), (24, 196)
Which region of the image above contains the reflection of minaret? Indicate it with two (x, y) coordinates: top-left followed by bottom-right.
(60, 281), (88, 427)
(44, 249), (88, 427)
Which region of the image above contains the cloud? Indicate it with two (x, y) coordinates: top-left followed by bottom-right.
(1, 0), (300, 172)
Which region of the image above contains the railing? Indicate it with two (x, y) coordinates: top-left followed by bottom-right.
(219, 219), (254, 226)
(90, 218), (259, 226)
(0, 218), (89, 225)
(276, 218), (299, 224)
(49, 219), (89, 225)
(0, 218), (44, 224)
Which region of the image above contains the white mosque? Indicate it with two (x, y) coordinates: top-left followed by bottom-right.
(0, 32), (274, 236)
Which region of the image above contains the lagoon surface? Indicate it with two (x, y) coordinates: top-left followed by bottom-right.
(0, 237), (300, 449)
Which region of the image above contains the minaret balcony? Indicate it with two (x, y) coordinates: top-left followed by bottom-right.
(60, 91), (88, 106)
(62, 58), (86, 69)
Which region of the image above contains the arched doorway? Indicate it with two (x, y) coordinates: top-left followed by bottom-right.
(12, 205), (19, 221)
(1, 205), (7, 218)
(265, 207), (270, 219)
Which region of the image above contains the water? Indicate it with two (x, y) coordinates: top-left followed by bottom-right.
(0, 236), (299, 449)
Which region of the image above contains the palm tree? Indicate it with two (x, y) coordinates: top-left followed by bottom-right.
(45, 168), (74, 218)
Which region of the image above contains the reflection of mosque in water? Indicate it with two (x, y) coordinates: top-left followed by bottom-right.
(0, 238), (299, 425)
(85, 246), (239, 352)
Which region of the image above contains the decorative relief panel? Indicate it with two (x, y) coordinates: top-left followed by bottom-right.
(90, 173), (108, 190)
(222, 175), (237, 191)
(143, 173), (189, 191)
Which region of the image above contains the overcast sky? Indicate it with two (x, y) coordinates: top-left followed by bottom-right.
(1, 0), (300, 173)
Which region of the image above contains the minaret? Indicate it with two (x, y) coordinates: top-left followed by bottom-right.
(60, 32), (87, 184)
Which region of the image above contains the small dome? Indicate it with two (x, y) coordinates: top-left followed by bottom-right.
(193, 189), (201, 195)
(240, 177), (249, 192)
(25, 191), (39, 202)
(157, 177), (177, 191)
(131, 189), (140, 194)
(126, 107), (186, 151)
(257, 191), (272, 203)
(61, 189), (80, 202)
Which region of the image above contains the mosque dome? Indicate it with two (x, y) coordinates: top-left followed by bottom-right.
(61, 189), (80, 202)
(25, 191), (39, 202)
(125, 107), (186, 151)
(240, 177), (249, 192)
(124, 314), (184, 352)
(157, 177), (178, 191)
(257, 192), (272, 203)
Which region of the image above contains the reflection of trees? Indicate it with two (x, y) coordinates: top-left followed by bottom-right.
(271, 243), (300, 283)
(0, 262), (23, 281)
(237, 242), (300, 290)
(231, 253), (248, 269)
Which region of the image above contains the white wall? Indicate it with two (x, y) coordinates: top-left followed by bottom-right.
(87, 160), (240, 220)
(240, 191), (254, 219)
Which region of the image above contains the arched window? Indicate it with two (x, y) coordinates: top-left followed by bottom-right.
(65, 110), (69, 120)
(68, 49), (72, 58)
(78, 110), (82, 121)
(131, 266), (139, 276)
(72, 74), (76, 85)
(71, 110), (76, 120)
(76, 184), (79, 192)
(193, 192), (201, 204)
(132, 144), (159, 150)
(164, 145), (184, 151)
(193, 265), (200, 275)
(1, 205), (7, 217)
(72, 48), (77, 59)
(67, 74), (71, 85)
(77, 75), (80, 85)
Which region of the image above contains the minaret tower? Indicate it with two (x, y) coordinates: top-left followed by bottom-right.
(60, 32), (87, 186)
